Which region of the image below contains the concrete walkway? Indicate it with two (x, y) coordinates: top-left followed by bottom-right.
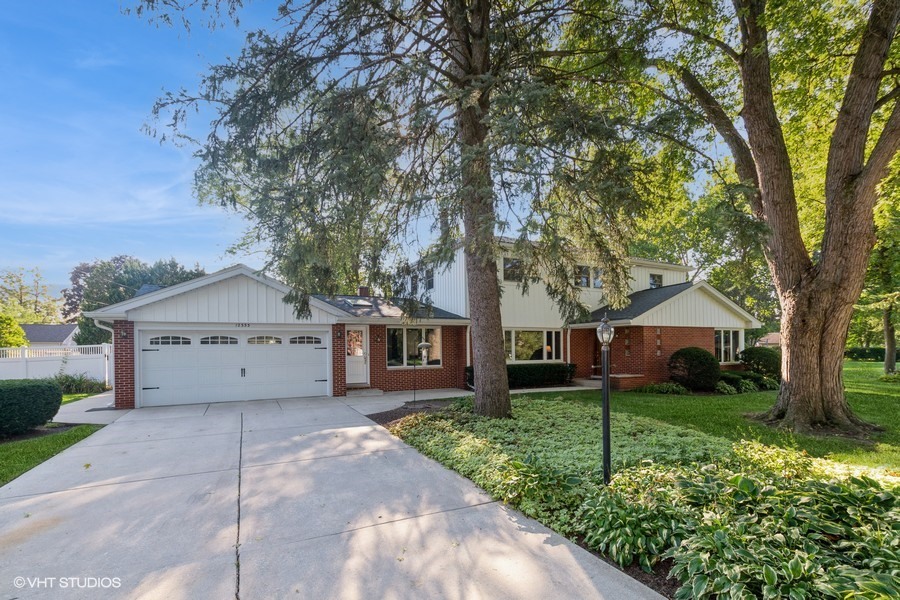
(2, 394), (660, 599)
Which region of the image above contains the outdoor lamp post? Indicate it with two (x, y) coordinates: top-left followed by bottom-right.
(596, 316), (615, 484)
(413, 341), (432, 403)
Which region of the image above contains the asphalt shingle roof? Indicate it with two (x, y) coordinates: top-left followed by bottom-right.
(20, 323), (78, 344)
(588, 281), (694, 322)
(312, 295), (466, 320)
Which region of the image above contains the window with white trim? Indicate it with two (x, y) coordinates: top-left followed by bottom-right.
(504, 329), (562, 362)
(425, 268), (434, 291)
(503, 257), (524, 282)
(248, 336), (281, 345)
(149, 335), (191, 346)
(387, 327), (442, 367)
(290, 335), (322, 345)
(714, 329), (742, 363)
(649, 273), (663, 289)
(575, 266), (603, 289)
(200, 336), (238, 345)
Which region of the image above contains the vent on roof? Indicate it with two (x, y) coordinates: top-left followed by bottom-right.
(347, 298), (373, 307)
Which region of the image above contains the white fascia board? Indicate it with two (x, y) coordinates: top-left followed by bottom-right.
(341, 318), (471, 326)
(568, 320), (633, 329)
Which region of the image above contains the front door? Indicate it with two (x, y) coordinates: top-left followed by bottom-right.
(346, 326), (368, 386)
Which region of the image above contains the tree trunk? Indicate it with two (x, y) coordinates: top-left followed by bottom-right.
(448, 0), (511, 418)
(885, 303), (897, 374)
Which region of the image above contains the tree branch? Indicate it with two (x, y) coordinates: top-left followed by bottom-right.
(658, 22), (741, 64)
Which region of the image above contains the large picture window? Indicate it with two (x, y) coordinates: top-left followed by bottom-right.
(387, 327), (442, 367)
(714, 329), (742, 363)
(504, 329), (562, 362)
(575, 266), (603, 288)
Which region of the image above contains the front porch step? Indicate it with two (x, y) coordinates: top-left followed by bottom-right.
(346, 388), (384, 397)
(572, 378), (603, 389)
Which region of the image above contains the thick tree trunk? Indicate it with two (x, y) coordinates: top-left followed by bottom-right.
(448, 0), (511, 418)
(885, 303), (897, 374)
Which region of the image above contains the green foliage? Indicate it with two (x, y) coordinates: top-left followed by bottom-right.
(737, 379), (760, 394)
(0, 380), (63, 437)
(69, 257), (204, 344)
(392, 397), (900, 598)
(845, 347), (900, 361)
(0, 424), (102, 486)
(739, 347), (782, 378)
(879, 373), (900, 384)
(715, 380), (739, 395)
(631, 382), (690, 395)
(737, 370), (780, 391)
(47, 373), (107, 395)
(0, 267), (61, 324)
(0, 315), (27, 347)
(464, 363), (576, 389)
(668, 347), (721, 391)
(719, 372), (744, 388)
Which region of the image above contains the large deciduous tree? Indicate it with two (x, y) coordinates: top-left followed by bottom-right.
(136, 0), (646, 418)
(567, 0), (900, 433)
(0, 268), (61, 324)
(66, 257), (205, 344)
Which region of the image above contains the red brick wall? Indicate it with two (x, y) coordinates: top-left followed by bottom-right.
(369, 325), (467, 391)
(332, 324), (346, 397)
(113, 321), (135, 409)
(640, 326), (715, 384)
(569, 328), (597, 378)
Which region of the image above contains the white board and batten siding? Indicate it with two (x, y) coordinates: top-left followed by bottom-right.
(127, 275), (338, 325)
(635, 287), (756, 329)
(425, 246), (470, 318)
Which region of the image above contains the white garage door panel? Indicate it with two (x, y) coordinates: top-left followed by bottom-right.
(140, 331), (329, 407)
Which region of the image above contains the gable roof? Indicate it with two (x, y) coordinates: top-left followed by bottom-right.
(580, 280), (761, 329)
(313, 295), (466, 321)
(21, 323), (78, 343)
(84, 264), (349, 320)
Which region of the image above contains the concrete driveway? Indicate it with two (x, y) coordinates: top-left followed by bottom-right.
(0, 395), (661, 599)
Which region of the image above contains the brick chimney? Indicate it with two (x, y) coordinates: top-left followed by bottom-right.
(358, 286), (370, 297)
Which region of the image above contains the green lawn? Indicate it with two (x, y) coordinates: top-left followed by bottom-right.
(62, 393), (93, 405)
(0, 425), (102, 486)
(523, 360), (899, 471)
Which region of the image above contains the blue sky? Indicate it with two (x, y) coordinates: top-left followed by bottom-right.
(0, 2), (271, 289)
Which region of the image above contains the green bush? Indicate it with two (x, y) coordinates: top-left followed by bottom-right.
(739, 370), (780, 390)
(464, 363), (576, 389)
(737, 379), (759, 393)
(739, 346), (782, 378)
(719, 371), (744, 388)
(668, 347), (721, 391)
(845, 347), (900, 361)
(47, 373), (107, 394)
(715, 380), (738, 395)
(0, 315), (27, 347)
(632, 382), (690, 395)
(0, 380), (63, 437)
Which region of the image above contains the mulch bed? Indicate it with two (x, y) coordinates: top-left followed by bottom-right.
(0, 424), (77, 445)
(367, 400), (679, 598)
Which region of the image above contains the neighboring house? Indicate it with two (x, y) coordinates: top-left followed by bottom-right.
(86, 249), (760, 409)
(19, 323), (79, 347)
(426, 242), (761, 391)
(756, 332), (781, 348)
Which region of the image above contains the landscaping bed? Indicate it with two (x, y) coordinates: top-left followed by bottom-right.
(388, 394), (900, 599)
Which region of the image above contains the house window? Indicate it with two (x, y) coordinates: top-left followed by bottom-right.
(200, 336), (238, 345)
(425, 268), (434, 291)
(503, 257), (524, 282)
(714, 329), (742, 363)
(575, 265), (591, 287)
(504, 329), (562, 361)
(411, 273), (419, 295)
(593, 268), (603, 289)
(248, 336), (281, 345)
(386, 327), (442, 367)
(649, 273), (663, 289)
(290, 336), (322, 345)
(149, 335), (191, 346)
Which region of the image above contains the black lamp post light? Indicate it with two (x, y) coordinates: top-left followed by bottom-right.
(412, 341), (432, 403)
(596, 315), (615, 485)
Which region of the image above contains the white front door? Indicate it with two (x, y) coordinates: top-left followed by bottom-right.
(345, 326), (368, 386)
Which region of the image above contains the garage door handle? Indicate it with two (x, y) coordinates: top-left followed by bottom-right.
(142, 387), (159, 390)
(142, 349), (159, 352)
(315, 379), (327, 382)
(241, 368), (246, 377)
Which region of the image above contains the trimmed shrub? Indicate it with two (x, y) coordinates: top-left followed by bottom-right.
(738, 346), (781, 378)
(0, 379), (63, 437)
(739, 370), (779, 390)
(668, 347), (721, 391)
(48, 373), (107, 394)
(631, 382), (690, 395)
(845, 347), (900, 361)
(715, 380), (738, 395)
(719, 371), (744, 388)
(737, 379), (759, 393)
(465, 363), (576, 389)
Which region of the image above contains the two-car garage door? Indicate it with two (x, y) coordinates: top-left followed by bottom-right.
(139, 330), (330, 407)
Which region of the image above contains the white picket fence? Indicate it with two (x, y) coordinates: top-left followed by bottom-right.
(0, 344), (112, 385)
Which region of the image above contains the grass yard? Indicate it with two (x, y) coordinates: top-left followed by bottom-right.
(390, 360), (900, 599)
(62, 393), (93, 405)
(525, 360), (898, 471)
(0, 425), (102, 486)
